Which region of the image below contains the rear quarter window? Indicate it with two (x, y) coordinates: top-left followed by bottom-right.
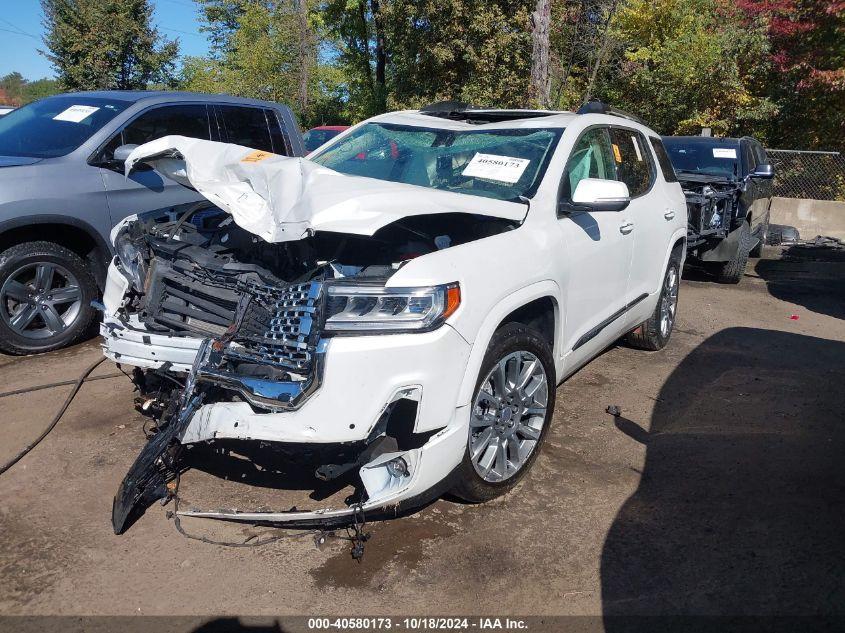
(220, 105), (273, 152)
(649, 136), (678, 183)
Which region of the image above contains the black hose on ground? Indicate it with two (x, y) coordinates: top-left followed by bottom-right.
(0, 356), (108, 476)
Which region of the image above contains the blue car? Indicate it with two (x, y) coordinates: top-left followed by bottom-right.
(0, 91), (304, 354)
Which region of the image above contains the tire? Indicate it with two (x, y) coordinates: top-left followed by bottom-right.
(0, 241), (98, 355)
(716, 221), (751, 284)
(625, 253), (681, 351)
(749, 218), (768, 258)
(451, 322), (556, 503)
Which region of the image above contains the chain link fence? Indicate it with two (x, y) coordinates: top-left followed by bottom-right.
(766, 149), (845, 201)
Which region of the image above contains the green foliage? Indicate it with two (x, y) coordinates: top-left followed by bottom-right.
(592, 0), (776, 137)
(381, 0), (534, 109)
(0, 72), (60, 105)
(40, 0), (179, 90)
(183, 1), (346, 127)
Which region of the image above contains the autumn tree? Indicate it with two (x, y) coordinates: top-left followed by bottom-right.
(589, 0), (776, 136)
(737, 0), (845, 150)
(41, 0), (179, 90)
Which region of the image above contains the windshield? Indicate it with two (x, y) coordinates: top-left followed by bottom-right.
(662, 137), (741, 179)
(0, 95), (130, 158)
(310, 122), (562, 202)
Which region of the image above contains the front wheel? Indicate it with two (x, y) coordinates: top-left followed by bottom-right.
(0, 241), (98, 355)
(451, 322), (556, 503)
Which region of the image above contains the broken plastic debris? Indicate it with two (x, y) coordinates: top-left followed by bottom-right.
(789, 314), (800, 320)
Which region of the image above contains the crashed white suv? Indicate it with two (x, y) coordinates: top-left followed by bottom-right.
(102, 102), (687, 534)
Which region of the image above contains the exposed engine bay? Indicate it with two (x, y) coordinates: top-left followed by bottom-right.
(677, 174), (743, 253)
(108, 201), (515, 534)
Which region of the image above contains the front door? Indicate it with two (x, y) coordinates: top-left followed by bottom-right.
(556, 126), (635, 367)
(98, 103), (212, 226)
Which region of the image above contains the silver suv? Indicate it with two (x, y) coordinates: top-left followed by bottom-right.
(0, 91), (303, 354)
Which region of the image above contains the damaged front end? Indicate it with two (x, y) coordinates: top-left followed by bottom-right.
(679, 174), (743, 256)
(108, 201), (498, 534)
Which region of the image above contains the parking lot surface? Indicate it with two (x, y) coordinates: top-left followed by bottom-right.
(1, 246), (843, 618)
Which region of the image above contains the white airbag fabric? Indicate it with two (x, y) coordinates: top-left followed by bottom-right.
(125, 136), (527, 243)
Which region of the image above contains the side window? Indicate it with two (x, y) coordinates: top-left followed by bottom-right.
(649, 136), (678, 183)
(752, 141), (768, 166)
(608, 128), (655, 197)
(266, 110), (290, 156)
(104, 104), (210, 157)
(561, 127), (617, 201)
(743, 141), (756, 173)
(219, 105), (273, 152)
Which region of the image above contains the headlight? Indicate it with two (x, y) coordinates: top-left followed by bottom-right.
(324, 282), (461, 334)
(114, 228), (147, 290)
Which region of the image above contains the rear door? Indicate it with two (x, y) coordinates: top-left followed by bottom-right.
(98, 103), (211, 226)
(556, 126), (635, 364)
(610, 127), (673, 316)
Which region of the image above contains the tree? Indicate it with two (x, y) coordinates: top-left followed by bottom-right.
(737, 0), (845, 150)
(0, 73), (60, 106)
(529, 0), (551, 108)
(381, 0), (534, 109)
(590, 0), (776, 136)
(184, 0), (342, 126)
(322, 0), (387, 119)
(41, 0), (179, 91)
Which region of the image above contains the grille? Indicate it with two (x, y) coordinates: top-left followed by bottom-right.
(144, 261), (323, 373)
(233, 281), (323, 372)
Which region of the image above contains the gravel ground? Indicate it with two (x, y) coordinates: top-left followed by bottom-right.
(0, 245), (843, 624)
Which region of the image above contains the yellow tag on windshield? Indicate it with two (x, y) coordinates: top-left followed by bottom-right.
(612, 144), (622, 163)
(241, 150), (275, 163)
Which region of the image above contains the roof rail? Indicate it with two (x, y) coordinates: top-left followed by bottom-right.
(576, 100), (644, 124)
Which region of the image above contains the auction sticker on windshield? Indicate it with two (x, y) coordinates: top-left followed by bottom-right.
(712, 148), (738, 159)
(53, 105), (100, 123)
(462, 153), (530, 184)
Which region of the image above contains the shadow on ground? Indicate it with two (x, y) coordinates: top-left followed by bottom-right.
(601, 328), (845, 623)
(754, 244), (845, 321)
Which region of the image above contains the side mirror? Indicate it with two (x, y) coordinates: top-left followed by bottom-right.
(112, 144), (139, 164)
(751, 163), (774, 179)
(567, 178), (631, 212)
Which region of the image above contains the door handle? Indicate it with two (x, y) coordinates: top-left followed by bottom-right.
(664, 210), (676, 220)
(619, 221), (634, 235)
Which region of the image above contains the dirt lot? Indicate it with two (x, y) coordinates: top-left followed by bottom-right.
(1, 245), (843, 622)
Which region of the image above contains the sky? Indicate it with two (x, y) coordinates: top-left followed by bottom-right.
(0, 0), (211, 80)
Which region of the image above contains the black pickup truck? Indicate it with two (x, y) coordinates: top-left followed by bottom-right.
(662, 135), (775, 283)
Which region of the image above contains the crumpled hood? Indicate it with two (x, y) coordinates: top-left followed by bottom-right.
(125, 135), (527, 243)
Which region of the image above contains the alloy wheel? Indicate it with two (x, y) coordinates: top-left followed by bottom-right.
(469, 350), (548, 482)
(0, 262), (83, 340)
(659, 265), (679, 338)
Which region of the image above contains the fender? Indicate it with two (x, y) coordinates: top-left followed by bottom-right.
(0, 214), (112, 257)
(660, 228), (687, 283)
(454, 279), (562, 407)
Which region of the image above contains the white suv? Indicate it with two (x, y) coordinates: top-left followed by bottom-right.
(102, 102), (687, 533)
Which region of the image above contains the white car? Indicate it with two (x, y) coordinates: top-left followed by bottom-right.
(103, 102), (687, 533)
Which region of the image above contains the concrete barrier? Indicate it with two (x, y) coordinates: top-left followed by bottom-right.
(770, 197), (845, 240)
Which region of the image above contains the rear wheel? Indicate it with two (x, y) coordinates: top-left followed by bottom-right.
(625, 255), (680, 351)
(0, 241), (97, 355)
(451, 323), (555, 503)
